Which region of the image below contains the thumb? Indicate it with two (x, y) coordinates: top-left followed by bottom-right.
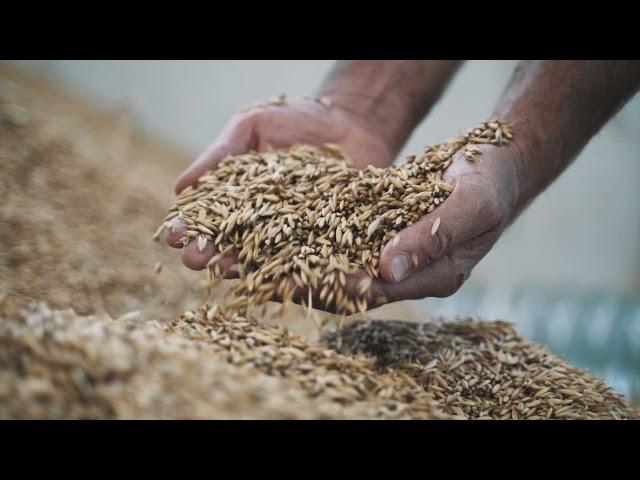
(174, 116), (257, 195)
(378, 181), (495, 283)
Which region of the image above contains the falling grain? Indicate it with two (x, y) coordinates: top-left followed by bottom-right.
(431, 217), (441, 237)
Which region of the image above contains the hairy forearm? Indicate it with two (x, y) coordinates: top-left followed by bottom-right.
(494, 60), (640, 215)
(318, 60), (463, 157)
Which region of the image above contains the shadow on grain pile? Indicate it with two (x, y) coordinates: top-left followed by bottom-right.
(0, 72), (637, 419)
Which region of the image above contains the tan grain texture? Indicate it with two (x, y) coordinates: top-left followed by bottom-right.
(1, 66), (637, 420)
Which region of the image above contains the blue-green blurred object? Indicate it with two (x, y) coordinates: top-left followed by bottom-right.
(421, 286), (640, 404)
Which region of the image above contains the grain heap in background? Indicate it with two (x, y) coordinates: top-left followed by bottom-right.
(0, 72), (202, 321)
(325, 319), (638, 420)
(3, 295), (636, 420)
(158, 121), (512, 316)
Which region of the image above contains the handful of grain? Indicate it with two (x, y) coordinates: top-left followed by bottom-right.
(157, 120), (512, 316)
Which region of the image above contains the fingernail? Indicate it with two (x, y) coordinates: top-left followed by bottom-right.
(168, 216), (183, 233)
(391, 253), (411, 282)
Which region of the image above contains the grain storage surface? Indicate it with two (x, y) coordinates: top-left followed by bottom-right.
(0, 67), (637, 419)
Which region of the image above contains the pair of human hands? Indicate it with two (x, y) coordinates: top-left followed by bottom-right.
(166, 97), (524, 310)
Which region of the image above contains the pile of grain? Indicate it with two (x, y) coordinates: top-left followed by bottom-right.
(1, 68), (637, 420)
(167, 302), (447, 418)
(3, 294), (636, 419)
(0, 72), (203, 321)
(0, 298), (335, 419)
(325, 320), (637, 419)
(0, 297), (448, 419)
(159, 121), (512, 316)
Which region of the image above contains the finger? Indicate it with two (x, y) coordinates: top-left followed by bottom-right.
(210, 251), (241, 279)
(375, 253), (468, 302)
(165, 217), (188, 248)
(375, 228), (502, 303)
(181, 240), (239, 278)
(181, 240), (216, 271)
(174, 115), (257, 195)
(379, 179), (497, 284)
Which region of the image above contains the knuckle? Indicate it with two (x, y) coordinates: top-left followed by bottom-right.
(435, 254), (470, 298)
(427, 227), (454, 261)
(436, 272), (465, 298)
(371, 282), (393, 306)
(231, 110), (261, 130)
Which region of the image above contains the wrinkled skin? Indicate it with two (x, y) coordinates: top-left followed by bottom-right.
(374, 142), (523, 305)
(166, 98), (524, 311)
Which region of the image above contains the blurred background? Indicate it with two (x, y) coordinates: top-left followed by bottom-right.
(5, 60), (639, 402)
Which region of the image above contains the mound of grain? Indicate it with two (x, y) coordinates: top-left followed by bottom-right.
(2, 294), (636, 419)
(0, 297), (447, 419)
(325, 319), (638, 419)
(0, 72), (202, 321)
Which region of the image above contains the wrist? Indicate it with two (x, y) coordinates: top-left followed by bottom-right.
(492, 110), (550, 217)
(492, 60), (640, 218)
(318, 61), (462, 158)
(318, 86), (416, 159)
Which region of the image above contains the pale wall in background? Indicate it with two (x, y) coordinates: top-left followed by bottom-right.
(8, 60), (640, 298)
